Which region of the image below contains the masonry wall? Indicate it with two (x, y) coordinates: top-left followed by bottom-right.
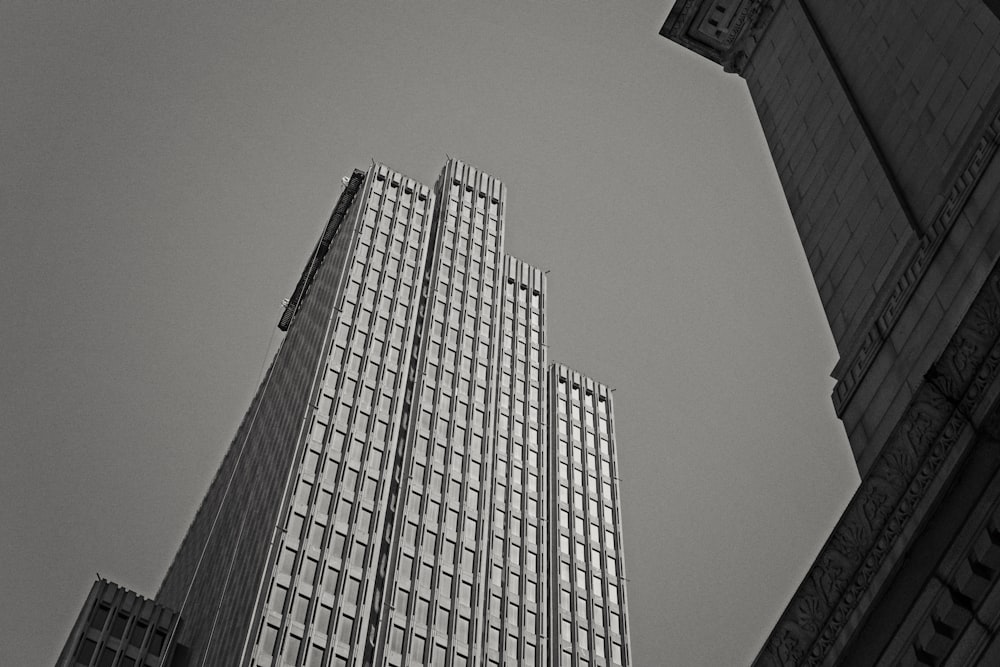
(806, 0), (1000, 230)
(846, 153), (1000, 474)
(742, 0), (1000, 470)
(742, 0), (915, 355)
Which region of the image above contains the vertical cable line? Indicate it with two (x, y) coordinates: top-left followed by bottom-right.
(161, 312), (285, 661)
(166, 187), (336, 642)
(201, 324), (320, 667)
(159, 173), (367, 665)
(231, 173), (372, 667)
(202, 317), (320, 667)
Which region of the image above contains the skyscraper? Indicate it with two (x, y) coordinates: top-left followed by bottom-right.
(59, 159), (632, 667)
(662, 1), (1000, 665)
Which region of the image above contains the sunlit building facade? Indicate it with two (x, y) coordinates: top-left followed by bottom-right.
(60, 158), (631, 667)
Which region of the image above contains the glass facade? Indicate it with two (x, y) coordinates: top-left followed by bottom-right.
(100, 158), (631, 667)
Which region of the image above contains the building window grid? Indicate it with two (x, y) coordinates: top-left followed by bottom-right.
(478, 258), (546, 664)
(251, 170), (433, 664)
(381, 170), (505, 666)
(548, 366), (628, 666)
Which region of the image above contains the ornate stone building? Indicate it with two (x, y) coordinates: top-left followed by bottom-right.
(662, 1), (1000, 665)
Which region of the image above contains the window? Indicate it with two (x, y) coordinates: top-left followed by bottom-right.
(76, 638), (97, 664)
(287, 513), (305, 542)
(293, 595), (309, 624)
(608, 581), (619, 605)
(610, 609), (621, 634)
(302, 557), (318, 585)
(90, 604), (110, 630)
(459, 579), (473, 605)
(129, 620), (148, 647)
(435, 605), (451, 633)
(411, 633), (426, 661)
(316, 605), (332, 636)
(148, 629), (166, 656)
(439, 570), (453, 596)
(97, 647), (116, 667)
(525, 579), (537, 602)
(259, 624), (279, 656)
(394, 587), (410, 615)
(337, 616), (354, 645)
(283, 635), (302, 666)
(307, 645), (325, 667)
(416, 596), (430, 624)
(318, 490), (334, 516)
(389, 625), (405, 655)
(345, 577), (361, 609)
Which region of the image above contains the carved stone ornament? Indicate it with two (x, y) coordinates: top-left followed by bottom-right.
(833, 107), (1000, 415)
(753, 268), (1000, 666)
(660, 0), (779, 76)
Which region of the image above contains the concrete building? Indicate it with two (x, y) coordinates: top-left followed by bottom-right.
(662, 1), (1000, 665)
(59, 159), (632, 666)
(57, 580), (181, 667)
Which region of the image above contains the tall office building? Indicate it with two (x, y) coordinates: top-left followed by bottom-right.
(59, 159), (632, 667)
(662, 1), (1000, 665)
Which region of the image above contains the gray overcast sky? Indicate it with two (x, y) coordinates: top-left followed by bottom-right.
(1, 2), (859, 665)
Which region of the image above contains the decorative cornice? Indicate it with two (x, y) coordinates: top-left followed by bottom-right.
(888, 469), (1000, 663)
(663, 2), (1000, 415)
(660, 0), (778, 75)
(754, 263), (1000, 666)
(832, 106), (1000, 415)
